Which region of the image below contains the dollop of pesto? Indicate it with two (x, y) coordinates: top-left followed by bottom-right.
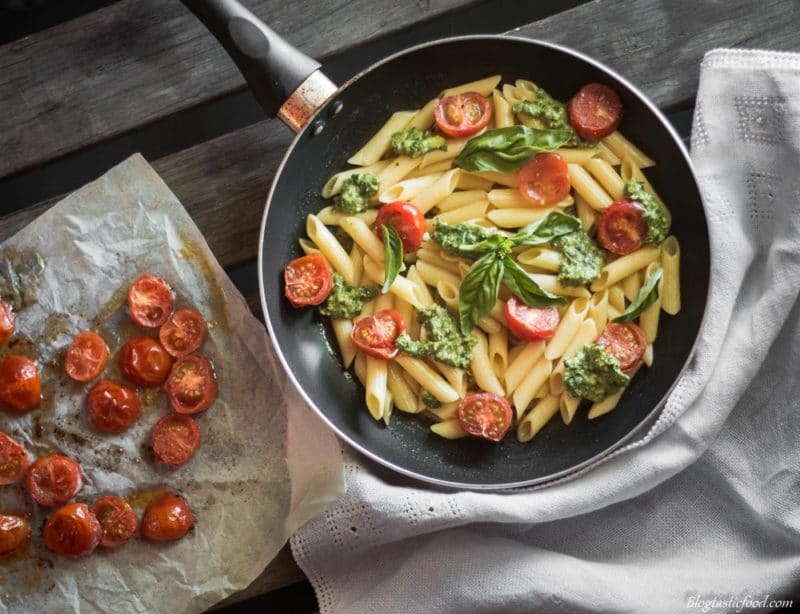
(512, 87), (586, 146)
(552, 231), (606, 286)
(390, 126), (447, 158)
(625, 180), (670, 245)
(318, 273), (379, 319)
(420, 390), (441, 409)
(432, 220), (495, 259)
(333, 173), (378, 213)
(564, 343), (630, 402)
(395, 304), (476, 368)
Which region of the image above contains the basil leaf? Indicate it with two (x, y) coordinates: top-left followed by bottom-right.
(456, 126), (574, 173)
(432, 220), (495, 259)
(509, 211), (582, 247)
(381, 224), (403, 294)
(458, 252), (504, 335)
(457, 233), (514, 256)
(613, 264), (663, 323)
(502, 257), (566, 308)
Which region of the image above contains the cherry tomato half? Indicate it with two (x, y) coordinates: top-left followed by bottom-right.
(152, 413), (201, 467)
(119, 336), (174, 387)
(375, 201), (427, 253)
(351, 309), (406, 359)
(43, 503), (102, 557)
(0, 432), (29, 485)
(567, 83), (623, 141)
(504, 296), (561, 341)
(65, 331), (109, 382)
(159, 308), (207, 357)
(128, 274), (174, 328)
(597, 200), (648, 256)
(0, 300), (15, 346)
(0, 514), (31, 557)
(518, 152), (570, 206)
(434, 92), (492, 138)
(26, 454), (83, 507)
(596, 322), (648, 371)
(141, 494), (195, 542)
(456, 392), (512, 442)
(92, 495), (138, 548)
(87, 380), (141, 433)
(0, 354), (40, 413)
(165, 355), (217, 414)
(284, 252), (332, 308)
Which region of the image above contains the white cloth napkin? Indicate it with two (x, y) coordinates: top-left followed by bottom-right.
(290, 49), (800, 612)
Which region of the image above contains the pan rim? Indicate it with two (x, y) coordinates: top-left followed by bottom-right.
(257, 33), (714, 491)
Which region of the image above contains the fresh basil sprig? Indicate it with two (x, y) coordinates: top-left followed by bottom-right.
(381, 224), (403, 293)
(502, 257), (566, 309)
(456, 125), (574, 173)
(458, 252), (505, 335)
(613, 264), (663, 323)
(508, 210), (581, 247)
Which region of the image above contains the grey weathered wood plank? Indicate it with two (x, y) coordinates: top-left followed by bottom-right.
(0, 0), (475, 179)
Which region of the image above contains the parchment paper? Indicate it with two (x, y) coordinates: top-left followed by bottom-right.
(0, 154), (344, 613)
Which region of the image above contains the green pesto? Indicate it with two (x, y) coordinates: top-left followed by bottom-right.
(564, 343), (630, 402)
(333, 173), (378, 213)
(625, 180), (670, 245)
(390, 127), (447, 157)
(511, 87), (586, 146)
(552, 231), (606, 287)
(318, 273), (379, 319)
(395, 304), (476, 369)
(432, 220), (495, 259)
(420, 390), (441, 409)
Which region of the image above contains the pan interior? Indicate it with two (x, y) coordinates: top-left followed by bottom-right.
(261, 37), (709, 488)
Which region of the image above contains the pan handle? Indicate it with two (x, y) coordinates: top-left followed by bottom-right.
(179, 0), (337, 131)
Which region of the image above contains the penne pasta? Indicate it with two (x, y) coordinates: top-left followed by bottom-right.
(441, 74), (502, 98)
(512, 356), (553, 419)
(387, 361), (420, 414)
(591, 246), (661, 291)
(505, 340), (546, 394)
(365, 356), (389, 421)
(406, 97), (439, 131)
(394, 355), (459, 403)
(321, 160), (391, 198)
(550, 318), (598, 397)
(340, 216), (385, 263)
(544, 298), (590, 360)
(331, 319), (356, 368)
(431, 418), (468, 439)
(492, 89), (514, 128)
(435, 200), (489, 224)
(420, 138), (468, 168)
(517, 395), (560, 442)
(602, 131), (656, 169)
(639, 262), (663, 343)
(317, 206), (379, 227)
(436, 189), (489, 212)
(469, 329), (504, 397)
(306, 214), (356, 285)
(379, 173), (441, 204)
(517, 247), (561, 272)
(413, 169), (460, 213)
(349, 111), (416, 166)
(568, 163), (614, 210)
(661, 235), (681, 315)
(584, 158), (626, 200)
(375, 156), (421, 196)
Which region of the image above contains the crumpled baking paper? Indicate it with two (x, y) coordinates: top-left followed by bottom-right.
(0, 154), (344, 613)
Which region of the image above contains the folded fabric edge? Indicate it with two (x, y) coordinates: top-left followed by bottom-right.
(702, 47), (800, 70)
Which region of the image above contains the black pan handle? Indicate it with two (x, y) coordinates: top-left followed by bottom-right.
(179, 0), (323, 117)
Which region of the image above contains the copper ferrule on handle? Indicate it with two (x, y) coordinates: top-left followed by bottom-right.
(278, 70), (338, 133)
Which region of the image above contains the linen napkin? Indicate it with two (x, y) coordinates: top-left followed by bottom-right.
(290, 49), (800, 612)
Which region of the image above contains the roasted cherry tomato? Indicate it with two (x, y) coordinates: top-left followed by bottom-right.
(119, 336), (174, 387)
(0, 300), (15, 346)
(351, 309), (406, 359)
(128, 274), (173, 328)
(43, 503), (102, 557)
(0, 514), (31, 557)
(504, 296), (561, 341)
(0, 432), (29, 485)
(597, 322), (648, 371)
(64, 331), (109, 382)
(141, 494), (195, 542)
(284, 252), (332, 308)
(152, 413), (201, 467)
(165, 355), (217, 414)
(92, 495), (138, 548)
(518, 152), (570, 206)
(456, 392), (512, 442)
(159, 308), (207, 357)
(567, 83), (623, 141)
(375, 201), (427, 253)
(26, 454), (83, 507)
(434, 92), (492, 138)
(87, 380), (141, 433)
(597, 200), (648, 256)
(0, 354), (40, 413)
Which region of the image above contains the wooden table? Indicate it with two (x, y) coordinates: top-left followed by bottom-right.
(1, 0), (797, 609)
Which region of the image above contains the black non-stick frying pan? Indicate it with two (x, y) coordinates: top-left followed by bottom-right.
(181, 0), (710, 489)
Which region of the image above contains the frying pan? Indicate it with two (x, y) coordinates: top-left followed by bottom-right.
(180, 0), (710, 489)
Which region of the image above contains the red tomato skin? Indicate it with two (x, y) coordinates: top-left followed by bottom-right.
(43, 503), (102, 557)
(597, 200), (648, 256)
(597, 323), (648, 371)
(504, 297), (561, 341)
(26, 454), (83, 507)
(518, 153), (570, 207)
(141, 494), (195, 542)
(119, 337), (174, 387)
(567, 83), (623, 141)
(128, 274), (174, 328)
(0, 432), (29, 485)
(0, 514), (31, 557)
(166, 355), (217, 415)
(87, 380), (142, 433)
(434, 92), (492, 138)
(0, 300), (15, 346)
(151, 413), (201, 467)
(456, 392), (512, 442)
(159, 308), (207, 357)
(65, 331), (109, 382)
(92, 495), (138, 548)
(0, 354), (41, 413)
(375, 201), (427, 253)
(350, 309), (406, 359)
(284, 253), (333, 308)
